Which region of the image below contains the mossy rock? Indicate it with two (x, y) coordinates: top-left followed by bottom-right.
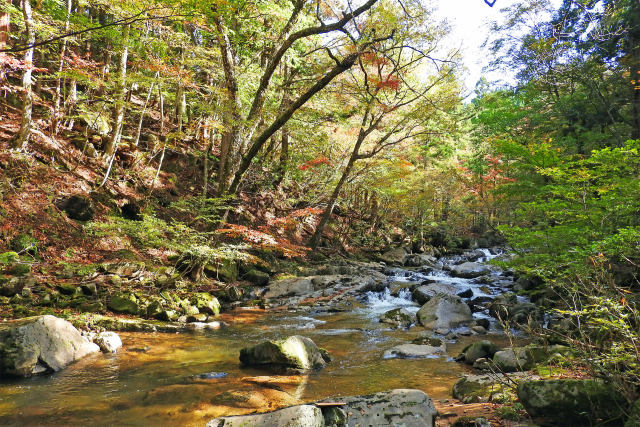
(191, 292), (220, 315)
(243, 269), (269, 286)
(459, 340), (500, 365)
(108, 293), (139, 315)
(379, 307), (414, 328)
(239, 335), (330, 371)
(452, 375), (511, 403)
(154, 309), (178, 321)
(517, 379), (627, 425)
(57, 283), (78, 296)
(204, 258), (238, 282)
(10, 234), (38, 256)
(146, 300), (164, 318)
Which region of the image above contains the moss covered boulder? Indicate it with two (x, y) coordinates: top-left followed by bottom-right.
(191, 292), (220, 315)
(239, 335), (330, 371)
(459, 340), (500, 365)
(107, 293), (140, 315)
(452, 374), (511, 403)
(379, 307), (415, 328)
(244, 269), (269, 286)
(517, 379), (627, 425)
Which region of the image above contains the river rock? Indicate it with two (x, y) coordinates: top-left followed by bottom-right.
(417, 294), (473, 330)
(108, 293), (139, 315)
(383, 343), (446, 359)
(320, 389), (437, 426)
(239, 335), (330, 371)
(264, 277), (315, 299)
(459, 340), (499, 365)
(380, 247), (409, 266)
(207, 405), (324, 427)
(492, 346), (549, 372)
(517, 379), (627, 425)
(451, 262), (491, 279)
(191, 292), (220, 315)
(379, 307), (414, 328)
(452, 374), (511, 403)
(0, 315), (100, 377)
(244, 269), (269, 286)
(94, 331), (122, 353)
(404, 254), (438, 268)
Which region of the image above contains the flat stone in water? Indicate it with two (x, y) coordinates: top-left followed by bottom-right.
(194, 372), (228, 379)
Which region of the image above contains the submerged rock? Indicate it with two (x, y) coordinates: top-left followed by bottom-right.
(417, 293), (473, 330)
(383, 343), (446, 359)
(517, 379), (627, 426)
(207, 405), (324, 427)
(0, 315), (99, 377)
(239, 335), (330, 371)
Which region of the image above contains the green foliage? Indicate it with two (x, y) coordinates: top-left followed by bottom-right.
(170, 196), (231, 229)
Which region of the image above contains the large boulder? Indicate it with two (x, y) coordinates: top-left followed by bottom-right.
(239, 335), (330, 371)
(380, 247), (409, 266)
(451, 262), (491, 279)
(517, 379), (627, 426)
(206, 389), (437, 427)
(412, 282), (460, 305)
(417, 293), (473, 330)
(244, 269), (270, 286)
(493, 346), (550, 373)
(323, 389), (437, 426)
(459, 340), (499, 365)
(404, 254), (437, 268)
(383, 343), (446, 359)
(0, 315), (100, 377)
(207, 405), (324, 427)
(264, 277), (314, 299)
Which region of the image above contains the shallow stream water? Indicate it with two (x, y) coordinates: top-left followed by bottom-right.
(0, 250), (522, 426)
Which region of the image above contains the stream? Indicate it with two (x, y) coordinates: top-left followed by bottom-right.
(0, 248), (524, 426)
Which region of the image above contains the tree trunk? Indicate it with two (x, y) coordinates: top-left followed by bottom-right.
(214, 16), (242, 195)
(0, 11), (9, 84)
(272, 128), (289, 187)
(53, 0), (72, 134)
(104, 24), (130, 157)
(12, 0), (35, 150)
(309, 132), (365, 249)
(133, 71), (158, 146)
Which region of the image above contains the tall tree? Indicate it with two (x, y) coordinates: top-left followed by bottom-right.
(12, 0), (35, 150)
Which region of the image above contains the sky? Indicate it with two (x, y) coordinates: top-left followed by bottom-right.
(431, 0), (562, 97)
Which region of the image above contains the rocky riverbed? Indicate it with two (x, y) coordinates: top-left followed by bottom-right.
(2, 247), (635, 426)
